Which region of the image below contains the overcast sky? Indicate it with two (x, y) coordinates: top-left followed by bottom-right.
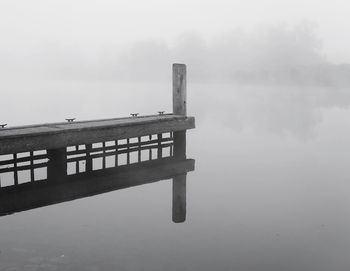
(0, 0), (349, 63)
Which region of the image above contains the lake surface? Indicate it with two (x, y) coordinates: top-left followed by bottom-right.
(1, 81), (350, 270)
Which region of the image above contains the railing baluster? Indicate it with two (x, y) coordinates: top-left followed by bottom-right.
(149, 135), (152, 160)
(13, 153), (18, 185)
(138, 137), (141, 162)
(115, 140), (118, 167)
(157, 133), (163, 159)
(102, 142), (106, 169)
(30, 151), (35, 182)
(86, 144), (92, 171)
(75, 146), (79, 173)
(126, 138), (130, 164)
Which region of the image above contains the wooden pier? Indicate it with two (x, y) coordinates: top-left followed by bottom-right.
(0, 64), (194, 155)
(0, 114), (194, 155)
(0, 63), (195, 223)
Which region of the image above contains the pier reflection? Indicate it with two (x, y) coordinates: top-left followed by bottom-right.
(0, 131), (194, 222)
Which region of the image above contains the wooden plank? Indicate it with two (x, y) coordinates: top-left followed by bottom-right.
(0, 115), (195, 155)
(0, 114), (192, 139)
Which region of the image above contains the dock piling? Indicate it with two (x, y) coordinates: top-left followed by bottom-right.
(47, 148), (67, 181)
(173, 63), (187, 116)
(172, 63), (187, 223)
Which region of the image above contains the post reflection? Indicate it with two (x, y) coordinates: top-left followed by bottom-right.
(173, 175), (186, 223)
(0, 132), (194, 222)
(172, 130), (187, 223)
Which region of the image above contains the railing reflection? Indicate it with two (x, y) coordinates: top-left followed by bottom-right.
(0, 131), (194, 223)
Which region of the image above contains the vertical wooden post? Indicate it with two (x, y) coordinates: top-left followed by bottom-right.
(170, 132), (173, 156)
(47, 148), (66, 181)
(126, 138), (130, 164)
(172, 63), (187, 159)
(85, 144), (93, 171)
(75, 146), (79, 173)
(30, 151), (35, 182)
(13, 153), (18, 185)
(157, 133), (163, 159)
(172, 129), (187, 223)
(173, 131), (186, 159)
(102, 142), (106, 169)
(149, 135), (152, 160)
(138, 136), (141, 162)
(114, 140), (118, 167)
(173, 63), (187, 116)
(172, 63), (187, 223)
(172, 174), (186, 223)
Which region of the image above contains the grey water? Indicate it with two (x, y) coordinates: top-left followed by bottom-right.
(1, 81), (350, 271)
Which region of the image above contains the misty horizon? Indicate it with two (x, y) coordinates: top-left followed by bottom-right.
(2, 22), (350, 87)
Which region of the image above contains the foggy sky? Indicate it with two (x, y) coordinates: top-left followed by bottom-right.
(1, 0), (350, 61)
(1, 21), (350, 86)
(1, 0), (350, 83)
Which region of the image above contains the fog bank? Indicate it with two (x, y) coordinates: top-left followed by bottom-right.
(2, 23), (350, 86)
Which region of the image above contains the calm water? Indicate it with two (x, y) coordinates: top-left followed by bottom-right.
(1, 81), (350, 270)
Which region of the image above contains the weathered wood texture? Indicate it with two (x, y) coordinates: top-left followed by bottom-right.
(0, 158), (195, 216)
(174, 131), (186, 159)
(173, 63), (187, 116)
(0, 114), (195, 155)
